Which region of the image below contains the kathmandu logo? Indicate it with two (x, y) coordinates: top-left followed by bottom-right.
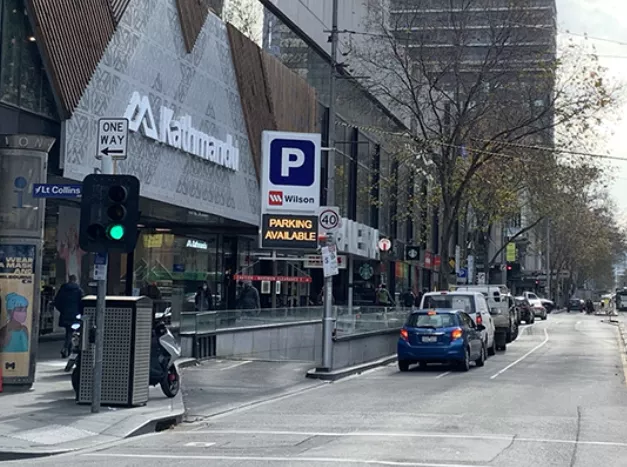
(268, 191), (283, 206)
(124, 91), (240, 171)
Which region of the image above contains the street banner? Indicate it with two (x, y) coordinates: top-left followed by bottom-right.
(0, 245), (36, 378)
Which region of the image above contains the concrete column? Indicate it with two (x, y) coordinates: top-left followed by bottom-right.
(0, 134), (55, 390)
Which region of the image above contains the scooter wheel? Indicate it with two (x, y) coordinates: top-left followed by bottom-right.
(71, 367), (80, 395)
(160, 365), (180, 398)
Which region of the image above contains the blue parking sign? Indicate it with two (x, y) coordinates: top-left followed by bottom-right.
(261, 131), (321, 214)
(269, 138), (316, 187)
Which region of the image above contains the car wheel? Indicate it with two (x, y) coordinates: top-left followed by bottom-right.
(512, 322), (519, 341)
(475, 345), (486, 367)
(542, 312), (547, 320)
(457, 347), (470, 372)
(506, 328), (512, 343)
(398, 360), (410, 372)
(488, 338), (496, 356)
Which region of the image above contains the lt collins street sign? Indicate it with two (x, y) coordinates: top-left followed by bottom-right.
(261, 214), (319, 250)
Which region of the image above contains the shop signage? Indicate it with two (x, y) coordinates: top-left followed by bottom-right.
(359, 263), (374, 280)
(424, 252), (433, 268)
(334, 218), (379, 260)
(304, 254), (347, 269)
(434, 255), (441, 269)
(186, 239), (208, 250)
(261, 131), (321, 214)
(234, 274), (312, 283)
(260, 214), (319, 250)
(124, 91), (239, 171)
(378, 238), (391, 252)
(405, 245), (419, 261)
(32, 184), (82, 198)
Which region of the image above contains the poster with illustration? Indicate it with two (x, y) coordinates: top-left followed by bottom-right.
(57, 206), (85, 283)
(0, 244), (35, 378)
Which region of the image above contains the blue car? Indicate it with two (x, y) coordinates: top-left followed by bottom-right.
(397, 309), (486, 372)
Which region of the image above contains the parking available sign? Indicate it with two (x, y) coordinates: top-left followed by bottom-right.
(261, 131), (321, 215)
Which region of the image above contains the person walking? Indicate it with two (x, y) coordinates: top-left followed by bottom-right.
(54, 275), (84, 358)
(237, 281), (261, 313)
(195, 281), (213, 311)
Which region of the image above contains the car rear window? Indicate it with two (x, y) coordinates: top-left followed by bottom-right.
(407, 313), (457, 328)
(423, 295), (475, 314)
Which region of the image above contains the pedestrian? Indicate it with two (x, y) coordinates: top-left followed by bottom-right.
(237, 281), (261, 312)
(53, 274), (84, 358)
(401, 288), (415, 308)
(195, 281), (213, 311)
(375, 284), (394, 306)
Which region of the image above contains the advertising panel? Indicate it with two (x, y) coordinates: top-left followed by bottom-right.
(261, 131), (321, 215)
(260, 214), (319, 250)
(0, 245), (36, 378)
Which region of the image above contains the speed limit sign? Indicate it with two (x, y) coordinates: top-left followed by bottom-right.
(318, 206), (341, 233)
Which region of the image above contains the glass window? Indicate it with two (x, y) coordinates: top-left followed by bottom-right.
(0, 0), (57, 118)
(406, 312), (457, 329)
(422, 294), (475, 314)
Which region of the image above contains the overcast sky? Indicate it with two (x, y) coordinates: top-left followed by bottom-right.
(557, 0), (627, 221)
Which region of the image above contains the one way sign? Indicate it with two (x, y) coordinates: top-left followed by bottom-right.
(97, 117), (128, 160)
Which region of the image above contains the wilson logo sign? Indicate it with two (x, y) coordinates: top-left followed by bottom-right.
(124, 91), (240, 171)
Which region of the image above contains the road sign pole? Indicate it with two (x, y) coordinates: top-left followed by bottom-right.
(91, 156), (115, 414)
(321, 234), (335, 371)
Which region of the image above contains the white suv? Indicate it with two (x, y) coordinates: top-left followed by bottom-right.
(523, 292), (548, 320)
(420, 291), (497, 355)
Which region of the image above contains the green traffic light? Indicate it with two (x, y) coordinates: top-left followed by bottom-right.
(107, 224), (125, 241)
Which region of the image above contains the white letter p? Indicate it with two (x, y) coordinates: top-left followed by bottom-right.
(281, 148), (305, 177)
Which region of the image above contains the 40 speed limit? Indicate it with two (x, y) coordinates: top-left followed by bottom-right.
(318, 207), (340, 232)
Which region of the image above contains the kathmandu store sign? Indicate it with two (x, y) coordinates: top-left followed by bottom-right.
(124, 91), (239, 171)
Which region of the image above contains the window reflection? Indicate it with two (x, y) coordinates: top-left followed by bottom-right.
(0, 0), (57, 118)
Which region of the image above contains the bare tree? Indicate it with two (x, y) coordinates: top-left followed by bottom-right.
(223, 0), (263, 44)
(346, 0), (616, 287)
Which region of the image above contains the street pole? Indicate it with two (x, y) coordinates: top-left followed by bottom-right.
(546, 217), (551, 299)
(320, 0), (338, 372)
(92, 155), (113, 413)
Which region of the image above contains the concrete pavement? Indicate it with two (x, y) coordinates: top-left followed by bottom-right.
(11, 312), (627, 466)
(0, 340), (187, 460)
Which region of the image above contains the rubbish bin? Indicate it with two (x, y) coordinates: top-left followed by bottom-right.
(77, 295), (152, 407)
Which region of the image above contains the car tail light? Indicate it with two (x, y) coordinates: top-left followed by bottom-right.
(400, 328), (408, 341)
(451, 328), (463, 340)
(476, 314), (483, 326)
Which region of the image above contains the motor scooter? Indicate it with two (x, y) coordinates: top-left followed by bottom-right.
(149, 316), (181, 397)
(65, 314), (82, 373)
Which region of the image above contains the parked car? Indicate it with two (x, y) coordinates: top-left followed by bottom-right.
(539, 298), (555, 313)
(523, 291), (548, 320)
(514, 296), (535, 324)
(397, 309), (487, 372)
(567, 298), (584, 312)
(455, 285), (518, 344)
(420, 291), (499, 353)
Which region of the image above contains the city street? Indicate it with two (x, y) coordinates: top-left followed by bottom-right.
(11, 312), (627, 466)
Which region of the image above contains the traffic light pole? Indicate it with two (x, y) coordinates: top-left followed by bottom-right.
(92, 156), (114, 413)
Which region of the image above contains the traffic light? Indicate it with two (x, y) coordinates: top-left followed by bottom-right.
(79, 174), (140, 253)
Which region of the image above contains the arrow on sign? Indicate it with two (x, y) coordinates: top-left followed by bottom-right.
(101, 147), (125, 156)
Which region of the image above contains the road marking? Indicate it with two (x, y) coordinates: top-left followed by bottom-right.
(615, 326), (627, 387)
(435, 371), (451, 379)
(177, 429), (627, 448)
(490, 328), (549, 379)
(82, 453), (489, 466)
(185, 442), (216, 447)
(220, 360), (251, 371)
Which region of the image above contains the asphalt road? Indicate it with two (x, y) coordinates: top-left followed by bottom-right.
(14, 311), (627, 466)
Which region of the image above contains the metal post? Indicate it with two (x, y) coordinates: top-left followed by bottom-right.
(321, 234), (335, 371)
(319, 0), (338, 373)
(546, 218), (551, 299)
(92, 155), (113, 413)
(348, 256), (354, 314)
(272, 250), (278, 309)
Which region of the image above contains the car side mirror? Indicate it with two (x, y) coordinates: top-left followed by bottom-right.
(477, 324), (486, 331)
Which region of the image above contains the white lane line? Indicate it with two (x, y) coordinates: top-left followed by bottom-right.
(82, 453), (490, 466)
(176, 429), (627, 448)
(435, 371), (451, 379)
(490, 327), (549, 380)
(575, 320), (582, 331)
(220, 360), (251, 371)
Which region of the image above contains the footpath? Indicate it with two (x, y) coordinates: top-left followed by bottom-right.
(0, 339), (191, 460)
